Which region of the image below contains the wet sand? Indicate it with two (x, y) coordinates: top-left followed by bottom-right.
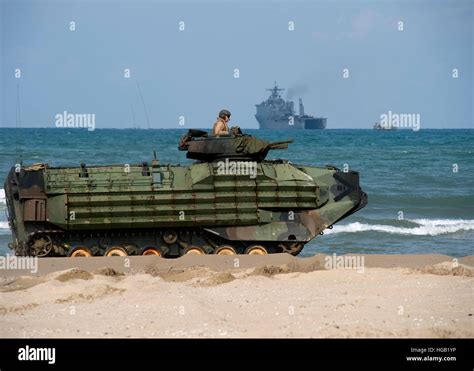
(0, 254), (473, 338)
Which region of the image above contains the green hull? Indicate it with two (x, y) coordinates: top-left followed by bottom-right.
(4, 135), (367, 257)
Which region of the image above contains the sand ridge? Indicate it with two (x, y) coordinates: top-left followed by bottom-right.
(0, 254), (472, 338)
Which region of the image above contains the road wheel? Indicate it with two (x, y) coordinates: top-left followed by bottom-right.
(184, 246), (205, 255)
(215, 245), (237, 255)
(69, 246), (92, 257)
(141, 246), (163, 257)
(245, 245), (268, 255)
(105, 246), (128, 257)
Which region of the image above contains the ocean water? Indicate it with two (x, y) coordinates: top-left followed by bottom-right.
(0, 128), (473, 257)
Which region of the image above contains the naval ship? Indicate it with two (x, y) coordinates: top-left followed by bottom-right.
(255, 83), (327, 130)
(373, 122), (397, 130)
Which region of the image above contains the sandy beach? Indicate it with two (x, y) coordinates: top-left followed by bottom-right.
(0, 254), (473, 338)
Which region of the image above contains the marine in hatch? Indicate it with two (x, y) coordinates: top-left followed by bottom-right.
(212, 109), (231, 136)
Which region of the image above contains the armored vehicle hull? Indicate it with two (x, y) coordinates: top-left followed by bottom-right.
(4, 134), (366, 257)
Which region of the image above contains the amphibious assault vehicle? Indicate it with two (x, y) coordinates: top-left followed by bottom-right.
(4, 130), (367, 257)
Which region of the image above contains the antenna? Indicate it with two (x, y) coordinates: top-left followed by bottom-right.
(136, 81), (151, 130)
(16, 83), (23, 166)
(130, 104), (136, 129)
(266, 81), (284, 92)
(16, 84), (21, 126)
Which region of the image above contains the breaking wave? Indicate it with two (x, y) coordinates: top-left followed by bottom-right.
(325, 219), (474, 236)
(0, 189), (5, 205)
(0, 221), (10, 235)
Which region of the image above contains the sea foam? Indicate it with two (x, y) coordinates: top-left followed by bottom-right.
(324, 219), (474, 236)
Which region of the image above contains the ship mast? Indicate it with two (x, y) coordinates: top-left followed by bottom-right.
(266, 81), (284, 99)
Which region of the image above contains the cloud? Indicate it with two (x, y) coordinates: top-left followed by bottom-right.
(348, 8), (378, 39)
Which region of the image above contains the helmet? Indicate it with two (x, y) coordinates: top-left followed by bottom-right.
(218, 109), (231, 119)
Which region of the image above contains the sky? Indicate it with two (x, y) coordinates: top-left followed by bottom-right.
(0, 0), (473, 129)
